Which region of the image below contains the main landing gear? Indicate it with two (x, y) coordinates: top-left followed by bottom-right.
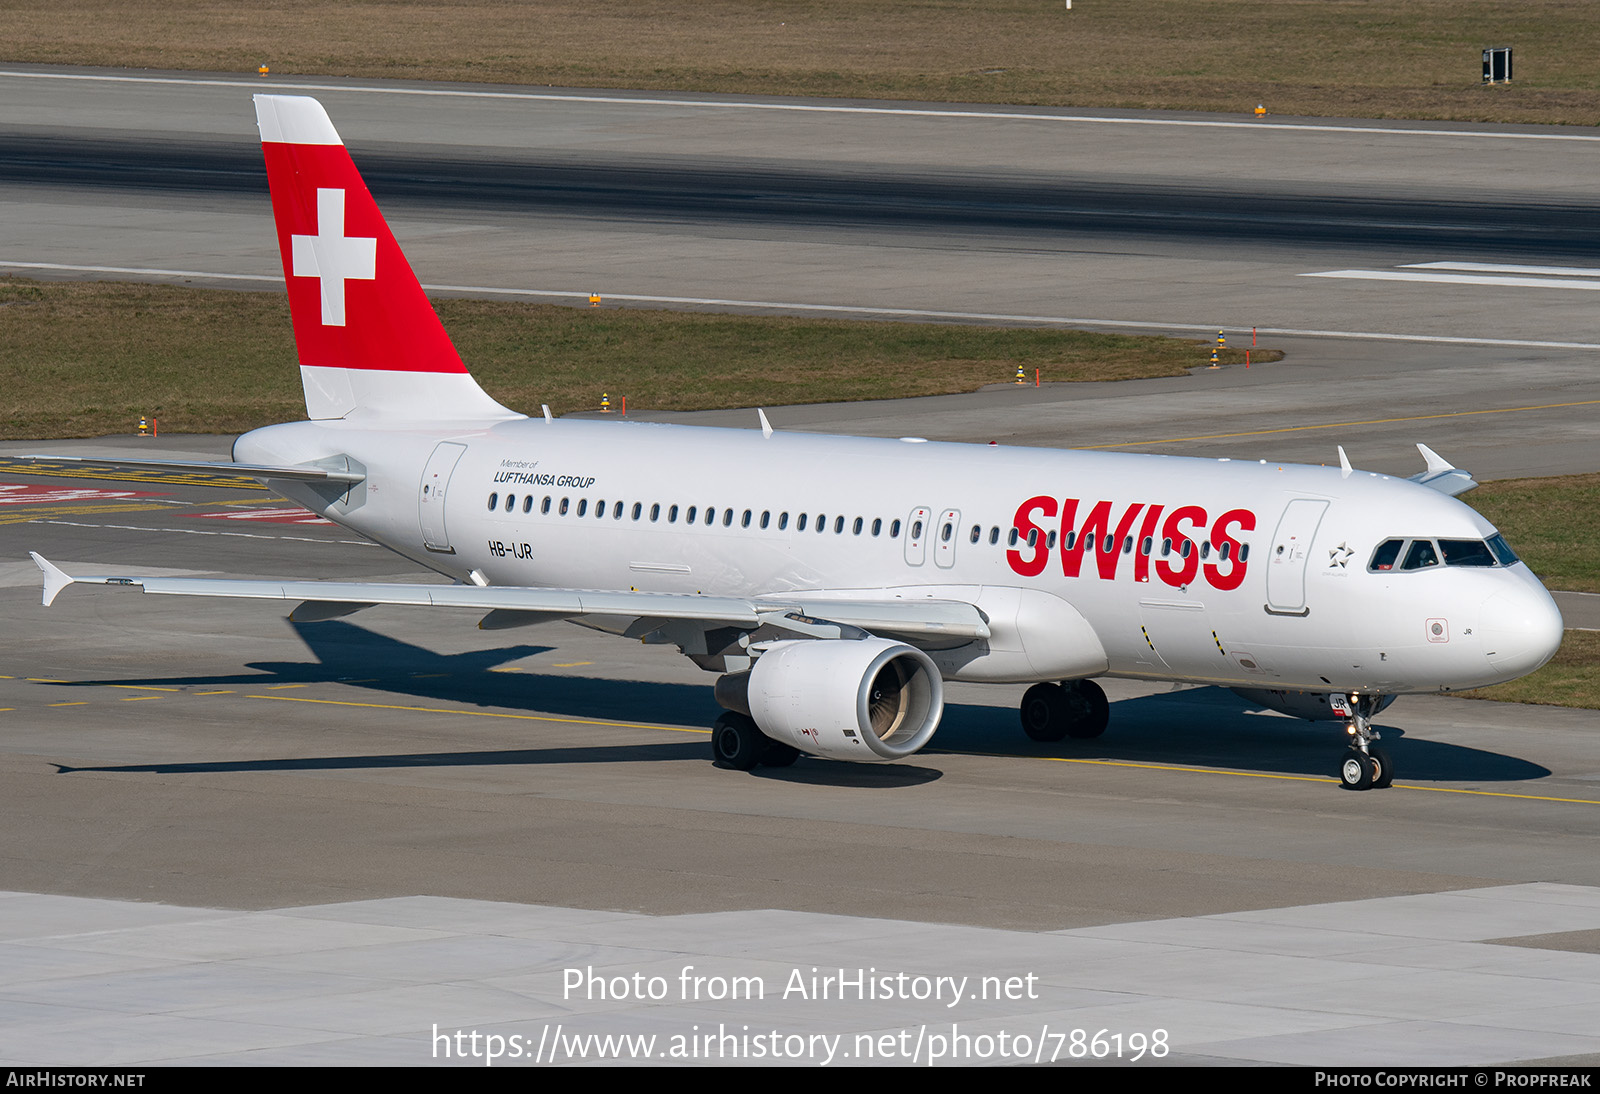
(1019, 679), (1110, 742)
(710, 712), (799, 771)
(1336, 694), (1393, 791)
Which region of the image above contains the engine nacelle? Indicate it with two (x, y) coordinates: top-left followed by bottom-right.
(716, 638), (944, 763)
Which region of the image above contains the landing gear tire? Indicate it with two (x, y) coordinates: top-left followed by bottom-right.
(1064, 679), (1110, 740)
(1369, 745), (1393, 789)
(762, 741), (801, 768)
(711, 712), (766, 771)
(1020, 683), (1069, 742)
(1339, 748), (1375, 791)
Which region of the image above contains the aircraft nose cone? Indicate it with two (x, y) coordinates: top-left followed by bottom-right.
(1481, 584), (1564, 681)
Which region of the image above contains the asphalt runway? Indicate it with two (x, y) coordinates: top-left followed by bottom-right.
(2, 67), (1599, 1066)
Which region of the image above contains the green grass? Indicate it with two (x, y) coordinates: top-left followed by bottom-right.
(4, 1), (1600, 125)
(1465, 472), (1600, 595)
(0, 277), (1269, 439)
(1460, 630), (1600, 709)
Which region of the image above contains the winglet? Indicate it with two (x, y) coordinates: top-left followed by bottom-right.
(31, 552), (75, 607)
(1409, 443), (1478, 497)
(1336, 445), (1352, 478)
(758, 408), (774, 439)
(1416, 443), (1453, 475)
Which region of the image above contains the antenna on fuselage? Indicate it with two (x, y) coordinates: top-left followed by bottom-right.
(758, 408), (773, 439)
(1336, 445), (1353, 478)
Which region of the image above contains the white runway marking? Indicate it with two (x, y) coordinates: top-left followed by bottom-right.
(1305, 268), (1600, 291)
(1405, 261), (1600, 278)
(8, 259), (1600, 351)
(6, 68), (1600, 142)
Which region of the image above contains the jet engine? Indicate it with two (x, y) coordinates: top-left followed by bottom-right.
(715, 638), (943, 762)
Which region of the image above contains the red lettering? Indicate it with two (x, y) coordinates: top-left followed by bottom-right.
(1058, 499), (1145, 579)
(1204, 508), (1256, 591)
(1134, 504), (1165, 583)
(1155, 505), (1207, 587)
(1006, 495), (1056, 577)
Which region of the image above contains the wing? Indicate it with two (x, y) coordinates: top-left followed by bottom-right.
(29, 554), (990, 650)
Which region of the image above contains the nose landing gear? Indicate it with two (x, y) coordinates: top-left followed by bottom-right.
(1335, 693), (1393, 791)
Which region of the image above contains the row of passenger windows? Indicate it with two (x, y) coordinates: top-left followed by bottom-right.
(488, 492), (907, 536)
(485, 492), (1249, 560)
(1369, 534), (1518, 572)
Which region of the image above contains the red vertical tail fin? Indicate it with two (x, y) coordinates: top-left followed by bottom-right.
(254, 94), (518, 422)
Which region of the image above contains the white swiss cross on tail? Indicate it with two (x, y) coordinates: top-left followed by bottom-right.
(291, 188), (376, 326)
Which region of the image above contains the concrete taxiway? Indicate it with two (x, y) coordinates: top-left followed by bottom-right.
(1, 67), (1598, 1066)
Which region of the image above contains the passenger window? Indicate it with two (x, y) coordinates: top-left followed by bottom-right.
(969, 524), (980, 545)
(989, 527), (999, 545)
(853, 517), (864, 535)
(1027, 529), (1038, 548)
(761, 511), (771, 529)
(704, 508), (714, 525)
(686, 506), (697, 524)
(1123, 536), (1134, 555)
(632, 502), (642, 520)
(911, 520), (923, 539)
(1140, 536), (1152, 555)
(650, 503), (660, 522)
(487, 492), (498, 510)
(743, 510), (753, 528)
(668, 504), (678, 523)
(1045, 530), (1056, 549)
(543, 496), (552, 514)
(1440, 539), (1495, 567)
(728, 510), (738, 528)
(614, 501), (623, 519)
(1180, 541), (1191, 558)
(1369, 539), (1403, 571)
(522, 496), (533, 514)
(798, 514), (808, 531)
(941, 522), (953, 543)
(1007, 528), (1018, 547)
(1401, 540), (1439, 570)
(872, 518), (882, 536)
(779, 512), (789, 530)
(595, 499), (605, 518)
(577, 499), (588, 517)
(1161, 537), (1172, 556)
(891, 520), (902, 538)
(559, 497), (569, 516)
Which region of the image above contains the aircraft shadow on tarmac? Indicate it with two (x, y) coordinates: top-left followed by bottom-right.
(47, 620), (1549, 787)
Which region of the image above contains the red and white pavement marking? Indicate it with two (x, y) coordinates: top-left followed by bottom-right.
(192, 507), (334, 525)
(0, 483), (165, 505)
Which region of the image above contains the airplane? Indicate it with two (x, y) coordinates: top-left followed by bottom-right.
(27, 95), (1565, 791)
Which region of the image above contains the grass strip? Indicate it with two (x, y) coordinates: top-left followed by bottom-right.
(0, 277), (1266, 438)
(5, 1), (1599, 126)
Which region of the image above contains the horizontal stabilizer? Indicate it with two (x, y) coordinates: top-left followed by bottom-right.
(16, 455), (365, 485)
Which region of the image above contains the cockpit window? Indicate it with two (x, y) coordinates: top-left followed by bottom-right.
(1369, 539), (1403, 571)
(1486, 533), (1519, 566)
(1400, 540), (1439, 570)
(1439, 539), (1495, 567)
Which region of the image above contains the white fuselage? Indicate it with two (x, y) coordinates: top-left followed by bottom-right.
(237, 414), (1564, 698)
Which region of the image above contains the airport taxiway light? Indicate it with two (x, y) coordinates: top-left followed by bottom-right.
(1208, 348), (1220, 370)
(258, 66), (270, 77)
(600, 393), (612, 413)
(1255, 104), (1266, 117)
(589, 292), (601, 307)
(1015, 365), (1026, 385)
(138, 416), (149, 437)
